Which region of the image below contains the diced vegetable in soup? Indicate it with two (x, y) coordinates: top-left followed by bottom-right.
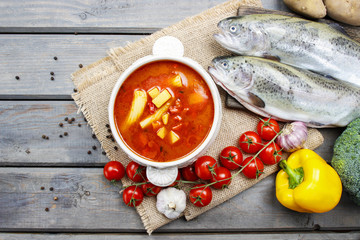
(114, 61), (214, 162)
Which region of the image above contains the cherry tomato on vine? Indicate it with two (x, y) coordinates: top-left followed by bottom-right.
(123, 186), (144, 207)
(126, 161), (147, 183)
(210, 167), (232, 189)
(195, 156), (218, 180)
(257, 118), (280, 141)
(259, 142), (283, 165)
(241, 157), (264, 179)
(169, 170), (181, 187)
(239, 131), (263, 154)
(141, 181), (162, 197)
(189, 184), (212, 207)
(220, 146), (243, 170)
(181, 164), (199, 181)
(103, 161), (125, 181)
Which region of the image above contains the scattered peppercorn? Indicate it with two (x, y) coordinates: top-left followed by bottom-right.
(67, 119), (72, 124)
(85, 191), (90, 196)
(46, 136), (49, 140)
(50, 77), (54, 81)
(92, 146), (97, 150)
(92, 134), (96, 139)
(106, 135), (110, 139)
(71, 118), (75, 122)
(73, 88), (78, 93)
(54, 56), (58, 60)
(25, 149), (31, 154)
(40, 187), (45, 190)
(50, 72), (54, 75)
(53, 196), (58, 201)
(114, 146), (118, 151)
(87, 150), (92, 154)
(59, 135), (63, 138)
(15, 76), (20, 80)
(84, 118), (87, 122)
(64, 132), (68, 136)
(42, 135), (46, 139)
(105, 124), (110, 128)
(78, 123), (81, 127)
(111, 139), (115, 142)
(64, 117), (68, 121)
(59, 123), (63, 127)
(107, 129), (111, 133)
(45, 208), (49, 212)
(102, 151), (106, 155)
(79, 64), (83, 68)
(49, 187), (54, 191)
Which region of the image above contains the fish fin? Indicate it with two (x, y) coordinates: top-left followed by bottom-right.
(263, 54), (280, 62)
(326, 22), (350, 37)
(247, 92), (265, 108)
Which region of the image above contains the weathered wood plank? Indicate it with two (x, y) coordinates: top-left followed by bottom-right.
(0, 168), (359, 232)
(0, 34), (141, 96)
(1, 232), (360, 240)
(0, 101), (109, 166)
(0, 101), (341, 166)
(0, 0), (229, 33)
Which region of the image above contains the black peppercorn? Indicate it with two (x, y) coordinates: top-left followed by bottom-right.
(40, 186), (45, 190)
(49, 187), (54, 191)
(59, 135), (63, 138)
(54, 56), (58, 60)
(107, 129), (111, 133)
(79, 64), (83, 68)
(67, 119), (72, 124)
(92, 146), (97, 150)
(71, 118), (75, 122)
(78, 123), (81, 127)
(50, 77), (54, 81)
(114, 146), (118, 151)
(87, 150), (91, 154)
(46, 136), (49, 140)
(59, 123), (63, 127)
(64, 132), (68, 136)
(42, 135), (46, 139)
(64, 117), (68, 121)
(105, 124), (110, 128)
(45, 208), (49, 212)
(15, 76), (20, 80)
(102, 151), (106, 155)
(73, 88), (77, 93)
(92, 134), (96, 139)
(50, 72), (54, 75)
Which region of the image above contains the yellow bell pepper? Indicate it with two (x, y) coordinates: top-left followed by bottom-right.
(276, 149), (342, 213)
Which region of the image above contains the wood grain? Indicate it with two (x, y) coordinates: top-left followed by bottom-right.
(1, 232), (360, 240)
(0, 168), (359, 232)
(0, 35), (141, 97)
(0, 0), (229, 33)
(0, 101), (342, 166)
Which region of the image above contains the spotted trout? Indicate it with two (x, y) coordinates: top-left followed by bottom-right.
(214, 14), (360, 87)
(208, 56), (360, 127)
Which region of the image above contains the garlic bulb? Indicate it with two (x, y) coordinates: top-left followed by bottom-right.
(156, 187), (186, 219)
(276, 121), (308, 152)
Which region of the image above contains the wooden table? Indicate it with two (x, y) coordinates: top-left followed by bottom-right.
(0, 1), (359, 239)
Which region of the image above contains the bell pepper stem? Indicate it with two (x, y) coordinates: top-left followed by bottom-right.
(279, 160), (304, 189)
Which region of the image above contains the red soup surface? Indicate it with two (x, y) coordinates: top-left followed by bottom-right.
(113, 60), (214, 162)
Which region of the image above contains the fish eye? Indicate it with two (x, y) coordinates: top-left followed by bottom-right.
(221, 61), (229, 68)
(229, 25), (237, 33)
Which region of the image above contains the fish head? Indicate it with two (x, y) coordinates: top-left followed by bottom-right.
(214, 16), (268, 55)
(208, 56), (254, 91)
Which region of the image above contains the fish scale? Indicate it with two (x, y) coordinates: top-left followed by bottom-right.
(214, 14), (360, 87)
(208, 56), (360, 127)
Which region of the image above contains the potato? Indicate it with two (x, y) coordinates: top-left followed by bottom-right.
(324, 0), (360, 26)
(283, 0), (326, 19)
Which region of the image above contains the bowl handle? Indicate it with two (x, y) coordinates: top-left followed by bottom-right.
(146, 166), (179, 187)
(152, 36), (184, 57)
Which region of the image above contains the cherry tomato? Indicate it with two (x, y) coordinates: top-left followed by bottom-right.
(220, 146), (243, 170)
(141, 181), (162, 197)
(195, 156), (218, 180)
(169, 170), (181, 187)
(241, 157), (264, 179)
(259, 142), (283, 165)
(189, 184), (212, 207)
(239, 131), (263, 154)
(181, 164), (199, 181)
(210, 167), (232, 189)
(257, 118), (280, 141)
(123, 185), (144, 207)
(126, 161), (146, 183)
(103, 161), (125, 181)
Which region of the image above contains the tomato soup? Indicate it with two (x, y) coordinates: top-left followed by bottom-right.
(113, 60), (214, 162)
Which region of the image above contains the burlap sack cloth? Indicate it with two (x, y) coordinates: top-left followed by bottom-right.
(72, 0), (324, 234)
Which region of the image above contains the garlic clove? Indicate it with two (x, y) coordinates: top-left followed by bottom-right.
(156, 187), (186, 219)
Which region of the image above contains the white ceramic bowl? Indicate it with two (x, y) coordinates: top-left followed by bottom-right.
(108, 36), (222, 186)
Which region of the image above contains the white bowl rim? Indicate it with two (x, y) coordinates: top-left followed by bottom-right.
(108, 55), (222, 169)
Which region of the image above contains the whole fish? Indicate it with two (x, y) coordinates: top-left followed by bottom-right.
(208, 56), (360, 127)
(214, 14), (360, 87)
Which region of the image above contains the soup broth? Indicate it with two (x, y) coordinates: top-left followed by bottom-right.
(114, 60), (214, 162)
